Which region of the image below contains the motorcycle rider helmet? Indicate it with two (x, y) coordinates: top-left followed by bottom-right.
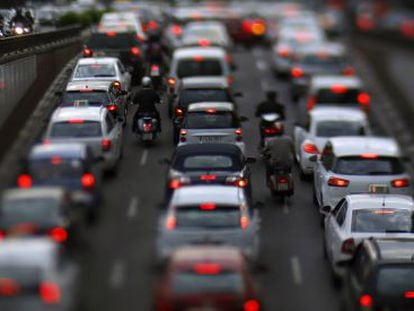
(141, 76), (152, 87)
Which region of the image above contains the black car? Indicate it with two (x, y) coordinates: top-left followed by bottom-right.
(341, 238), (414, 311)
(162, 143), (255, 198)
(17, 143), (102, 223)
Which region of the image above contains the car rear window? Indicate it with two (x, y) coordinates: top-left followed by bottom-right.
(316, 89), (360, 104)
(50, 121), (102, 138)
(175, 206), (241, 229)
(74, 64), (116, 79)
(61, 91), (110, 107)
(176, 155), (239, 171)
(30, 158), (84, 179)
(87, 33), (138, 49)
(333, 156), (404, 175)
(376, 266), (414, 298)
(316, 121), (365, 137)
(172, 272), (243, 294)
(298, 54), (345, 66)
(177, 59), (223, 78)
(186, 111), (236, 129)
(351, 209), (414, 233)
(179, 89), (231, 108)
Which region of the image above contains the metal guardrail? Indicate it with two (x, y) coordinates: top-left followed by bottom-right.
(0, 25), (82, 60)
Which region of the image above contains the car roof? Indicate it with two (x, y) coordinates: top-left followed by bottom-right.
(171, 185), (245, 206)
(310, 107), (367, 122)
(346, 194), (414, 210)
(51, 106), (104, 122)
(29, 143), (87, 159)
(66, 80), (113, 92)
(174, 143), (243, 157)
(311, 75), (363, 89)
(2, 187), (67, 202)
(174, 46), (226, 59)
(76, 57), (119, 65)
(187, 102), (234, 112)
(371, 239), (414, 261)
(327, 137), (400, 157)
(181, 76), (229, 89)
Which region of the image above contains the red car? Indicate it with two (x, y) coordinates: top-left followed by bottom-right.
(155, 246), (261, 311)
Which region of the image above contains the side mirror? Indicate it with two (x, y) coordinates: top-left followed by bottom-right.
(246, 157), (256, 164)
(309, 155), (318, 162)
(158, 158), (171, 165)
(234, 92), (243, 97)
(239, 116), (249, 122)
(320, 205), (332, 216)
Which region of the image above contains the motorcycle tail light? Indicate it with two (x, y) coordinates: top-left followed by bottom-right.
(341, 238), (356, 254)
(17, 174), (32, 188)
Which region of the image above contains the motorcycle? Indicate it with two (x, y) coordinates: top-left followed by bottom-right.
(260, 113), (284, 147)
(11, 22), (32, 36)
(136, 114), (159, 145)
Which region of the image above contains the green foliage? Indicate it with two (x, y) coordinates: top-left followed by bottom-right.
(58, 9), (109, 28)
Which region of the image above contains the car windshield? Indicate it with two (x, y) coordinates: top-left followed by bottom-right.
(179, 89), (231, 108)
(74, 64), (116, 78)
(61, 91), (110, 107)
(351, 209), (414, 233)
(50, 121), (102, 138)
(175, 155), (239, 171)
(1, 197), (61, 228)
(377, 266), (414, 298)
(87, 33), (137, 49)
(186, 111), (236, 129)
(316, 121), (365, 137)
(175, 207), (241, 229)
(172, 271), (243, 294)
(177, 59), (223, 78)
(333, 157), (404, 175)
(30, 158), (84, 180)
(316, 89), (360, 104)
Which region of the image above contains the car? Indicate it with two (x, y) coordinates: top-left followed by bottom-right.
(323, 194), (414, 277)
(302, 75), (371, 113)
(154, 246), (261, 311)
(313, 137), (412, 211)
(71, 57), (132, 93)
(157, 185), (260, 260)
(163, 143), (255, 197)
(44, 106), (123, 172)
(171, 76), (241, 140)
(16, 143), (102, 221)
(0, 187), (79, 245)
(177, 102), (247, 153)
(181, 21), (233, 50)
(294, 107), (370, 176)
(61, 80), (129, 125)
(98, 12), (146, 41)
(341, 238), (414, 311)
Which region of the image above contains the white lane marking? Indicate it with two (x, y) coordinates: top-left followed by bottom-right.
(291, 256), (303, 285)
(109, 260), (125, 289)
(283, 200), (290, 214)
(139, 149), (148, 166)
(260, 79), (268, 91)
(127, 196), (139, 218)
(256, 59), (267, 71)
(253, 48), (263, 57)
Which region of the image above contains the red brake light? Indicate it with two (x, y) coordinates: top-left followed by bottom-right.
(39, 282), (61, 304)
(405, 291), (414, 299)
(240, 216), (249, 229)
(147, 20), (158, 31)
(278, 48), (290, 58)
(169, 179), (181, 189)
(166, 216), (176, 230)
(192, 55), (204, 62)
(175, 108), (184, 117)
(101, 139), (111, 151)
(198, 38), (211, 47)
(302, 143), (319, 154)
(171, 24), (182, 36)
(236, 179), (248, 188)
(68, 119), (84, 124)
(343, 67), (355, 76)
(291, 67), (303, 78)
(206, 109), (217, 114)
(360, 154), (378, 159)
(83, 48), (93, 57)
(200, 175), (217, 181)
(357, 15), (375, 32)
(180, 129), (187, 142)
(330, 85), (348, 94)
(17, 174), (32, 189)
(264, 126), (283, 134)
(278, 176), (289, 184)
(143, 122), (152, 132)
(151, 64), (159, 71)
(244, 299), (260, 311)
(167, 77), (176, 87)
(391, 178), (410, 188)
(235, 128), (243, 142)
(106, 31), (116, 37)
(328, 177), (349, 187)
(106, 104), (117, 112)
(358, 92), (371, 107)
(193, 263), (221, 275)
(227, 76), (234, 85)
(48, 227), (68, 243)
(341, 238), (356, 254)
(251, 20), (266, 36)
(200, 203), (216, 210)
(306, 96), (316, 110)
(130, 47), (141, 56)
(0, 278), (20, 296)
(359, 294), (373, 308)
(50, 157), (62, 165)
(81, 173), (96, 190)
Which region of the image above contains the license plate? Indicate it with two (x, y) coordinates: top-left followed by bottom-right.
(142, 133), (152, 140)
(368, 184), (389, 194)
(277, 184), (289, 191)
(199, 136), (222, 143)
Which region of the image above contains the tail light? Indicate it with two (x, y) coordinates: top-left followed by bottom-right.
(240, 216), (249, 230)
(227, 76), (234, 85)
(277, 176), (289, 184)
(17, 174), (32, 188)
(359, 294), (373, 309)
(331, 85), (348, 94)
(291, 67), (304, 78)
(198, 38), (211, 47)
(251, 20), (266, 36)
(81, 173), (96, 191)
(0, 230), (5, 241)
(143, 122), (152, 132)
(175, 108), (184, 117)
(278, 48), (290, 58)
(401, 20), (414, 38)
(106, 104), (118, 112)
(306, 96), (316, 110)
(244, 299), (260, 311)
(341, 238), (356, 254)
(102, 139), (111, 151)
(147, 20), (159, 31)
(130, 47), (141, 56)
(167, 77), (176, 87)
(302, 143), (319, 154)
(169, 179), (181, 189)
(39, 282), (61, 304)
(391, 178), (410, 188)
(48, 227), (68, 243)
(171, 24), (183, 36)
(194, 263), (221, 275)
(358, 92), (371, 110)
(236, 179), (248, 188)
(343, 67), (355, 76)
(328, 177), (349, 187)
(263, 127), (283, 135)
(357, 15), (375, 32)
(165, 216), (176, 230)
(83, 48), (93, 57)
(151, 64), (159, 72)
(0, 278), (20, 296)
(200, 175), (217, 181)
(404, 291), (414, 299)
(235, 128), (243, 142)
(180, 129), (187, 142)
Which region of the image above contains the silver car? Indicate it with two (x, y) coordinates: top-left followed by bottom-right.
(157, 185), (260, 260)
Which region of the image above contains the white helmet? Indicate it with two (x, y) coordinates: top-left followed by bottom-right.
(141, 76), (152, 87)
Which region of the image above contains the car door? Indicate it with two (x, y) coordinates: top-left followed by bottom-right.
(294, 115), (311, 159)
(316, 145), (335, 206)
(105, 113), (122, 159)
(326, 200), (348, 263)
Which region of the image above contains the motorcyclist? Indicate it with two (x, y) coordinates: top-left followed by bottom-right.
(10, 8), (29, 28)
(132, 76), (161, 133)
(24, 9), (35, 28)
(262, 135), (294, 184)
(145, 33), (166, 68)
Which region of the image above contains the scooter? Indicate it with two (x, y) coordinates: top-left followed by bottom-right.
(136, 114), (159, 145)
(149, 63), (164, 93)
(260, 113), (284, 147)
(11, 22), (32, 36)
(267, 167), (294, 197)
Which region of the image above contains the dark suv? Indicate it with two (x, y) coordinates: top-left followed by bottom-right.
(341, 238), (414, 311)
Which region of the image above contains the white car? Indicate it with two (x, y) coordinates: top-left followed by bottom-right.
(45, 106), (123, 172)
(181, 21), (233, 50)
(98, 12), (146, 40)
(71, 57), (132, 93)
(323, 194), (414, 277)
(294, 107), (370, 176)
(313, 137), (412, 210)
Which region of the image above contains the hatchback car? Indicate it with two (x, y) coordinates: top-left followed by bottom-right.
(341, 238), (414, 311)
(44, 106), (123, 172)
(157, 185), (260, 260)
(155, 246), (261, 311)
(178, 102), (247, 153)
(181, 21), (233, 50)
(313, 137), (412, 210)
(323, 194), (414, 277)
